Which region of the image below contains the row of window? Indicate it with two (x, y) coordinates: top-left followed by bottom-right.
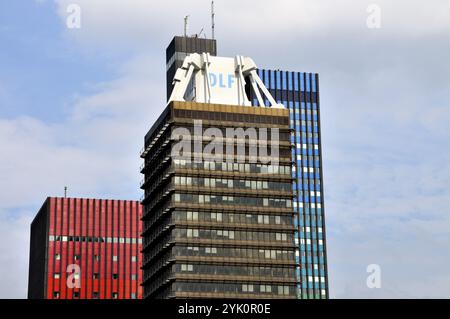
(173, 109), (289, 126)
(174, 245), (294, 260)
(260, 70), (317, 93)
(174, 282), (294, 295)
(173, 210), (292, 225)
(173, 125), (291, 142)
(290, 109), (318, 117)
(173, 159), (291, 175)
(52, 291), (137, 299)
(292, 132), (319, 139)
(174, 176), (292, 192)
(174, 228), (293, 243)
(53, 272), (138, 280)
(176, 263), (295, 278)
(49, 235), (142, 244)
(174, 193), (292, 208)
(54, 253), (137, 262)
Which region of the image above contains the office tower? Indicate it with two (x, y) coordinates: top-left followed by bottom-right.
(166, 36), (217, 100)
(140, 101), (296, 299)
(28, 197), (143, 299)
(249, 70), (329, 299)
(141, 53), (298, 298)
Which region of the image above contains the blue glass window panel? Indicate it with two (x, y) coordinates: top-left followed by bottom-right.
(288, 72), (293, 90)
(283, 71), (287, 90)
(306, 73), (311, 91)
(263, 70), (269, 87)
(276, 71), (281, 90)
(294, 72), (299, 91)
(312, 74), (317, 92)
(300, 73), (305, 91)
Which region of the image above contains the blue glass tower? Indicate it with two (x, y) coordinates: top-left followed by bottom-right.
(249, 69), (329, 299)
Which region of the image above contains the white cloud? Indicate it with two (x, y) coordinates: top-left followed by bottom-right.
(0, 52), (165, 297)
(50, 0), (450, 50)
(0, 212), (32, 298)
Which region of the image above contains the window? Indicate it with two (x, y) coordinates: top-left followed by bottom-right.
(112, 292), (118, 299)
(131, 274), (137, 280)
(53, 292), (60, 299)
(113, 255), (118, 262)
(93, 273), (99, 279)
(92, 292), (99, 299)
(131, 293), (137, 299)
(54, 273), (60, 279)
(74, 255), (80, 261)
(55, 254), (60, 260)
(112, 273), (118, 279)
(73, 291), (79, 298)
(131, 256), (137, 262)
(94, 255), (100, 262)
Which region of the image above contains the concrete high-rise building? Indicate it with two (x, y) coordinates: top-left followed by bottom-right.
(140, 101), (296, 298)
(140, 52), (297, 298)
(28, 197), (143, 299)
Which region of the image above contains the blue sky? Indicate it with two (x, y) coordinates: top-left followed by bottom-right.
(1, 0), (450, 298)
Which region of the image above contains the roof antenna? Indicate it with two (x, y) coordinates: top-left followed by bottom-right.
(198, 27), (204, 38)
(211, 1), (215, 39)
(184, 15), (189, 37)
(64, 186), (67, 198)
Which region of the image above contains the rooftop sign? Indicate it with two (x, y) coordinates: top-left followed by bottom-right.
(168, 53), (284, 109)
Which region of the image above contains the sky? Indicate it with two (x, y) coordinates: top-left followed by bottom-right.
(1, 0), (450, 298)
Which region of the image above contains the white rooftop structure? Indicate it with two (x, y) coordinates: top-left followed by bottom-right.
(168, 53), (284, 108)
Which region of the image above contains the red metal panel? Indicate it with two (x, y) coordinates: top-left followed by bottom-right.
(80, 198), (88, 299)
(93, 199), (99, 297)
(60, 198), (68, 299)
(125, 200), (131, 299)
(117, 201), (126, 299)
(112, 200), (119, 298)
(74, 197), (81, 299)
(66, 198), (74, 299)
(86, 198), (93, 298)
(106, 199), (112, 298)
(99, 199), (106, 299)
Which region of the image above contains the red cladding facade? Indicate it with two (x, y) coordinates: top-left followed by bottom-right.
(28, 197), (143, 299)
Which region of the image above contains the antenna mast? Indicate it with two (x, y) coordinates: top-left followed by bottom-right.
(64, 186), (67, 198)
(211, 1), (215, 39)
(184, 15), (189, 37)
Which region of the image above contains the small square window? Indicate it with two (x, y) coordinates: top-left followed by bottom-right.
(73, 291), (79, 298)
(53, 292), (60, 299)
(55, 254), (60, 260)
(54, 273), (60, 279)
(112, 292), (118, 299)
(112, 273), (118, 279)
(131, 256), (137, 262)
(93, 273), (99, 280)
(93, 292), (99, 299)
(112, 255), (118, 262)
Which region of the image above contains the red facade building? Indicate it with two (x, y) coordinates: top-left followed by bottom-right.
(28, 197), (143, 299)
